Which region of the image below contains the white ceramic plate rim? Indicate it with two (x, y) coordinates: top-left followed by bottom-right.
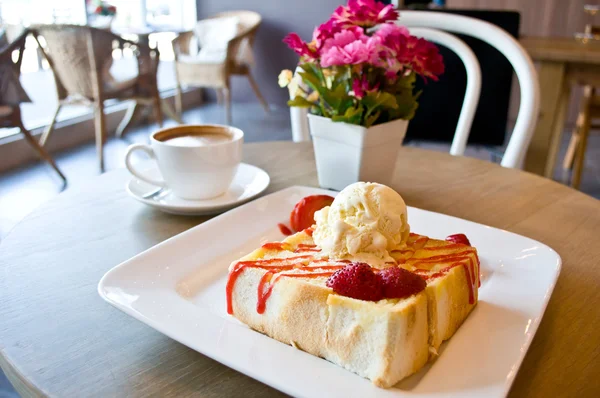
(99, 186), (561, 398)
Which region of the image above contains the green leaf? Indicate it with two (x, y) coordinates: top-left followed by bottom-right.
(364, 110), (381, 128)
(324, 83), (349, 113)
(298, 71), (322, 94)
(300, 62), (325, 84)
(332, 105), (363, 125)
(388, 88), (419, 120)
(287, 96), (315, 108)
(364, 92), (398, 112)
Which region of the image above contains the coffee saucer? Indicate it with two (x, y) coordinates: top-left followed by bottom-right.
(126, 163), (270, 215)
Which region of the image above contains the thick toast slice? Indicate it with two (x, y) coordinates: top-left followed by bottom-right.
(226, 229), (479, 387)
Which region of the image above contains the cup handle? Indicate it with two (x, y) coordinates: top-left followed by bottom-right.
(125, 144), (167, 187)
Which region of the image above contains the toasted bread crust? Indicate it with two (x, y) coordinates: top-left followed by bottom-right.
(227, 231), (479, 387)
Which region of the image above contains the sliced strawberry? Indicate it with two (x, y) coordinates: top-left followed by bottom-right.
(446, 233), (471, 246)
(326, 262), (383, 301)
(378, 267), (426, 299)
(277, 223), (293, 236)
(290, 195), (334, 232)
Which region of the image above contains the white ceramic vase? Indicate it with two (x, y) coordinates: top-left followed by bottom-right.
(308, 114), (409, 191)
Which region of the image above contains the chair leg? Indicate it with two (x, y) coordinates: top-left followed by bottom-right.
(94, 101), (107, 173)
(562, 130), (579, 171)
(161, 99), (182, 124)
(116, 102), (138, 139)
(572, 108), (592, 190)
(246, 72), (269, 113)
(21, 127), (67, 183)
(39, 104), (62, 147)
(223, 87), (232, 125)
(175, 84), (183, 120)
(216, 88), (223, 105)
(152, 97), (164, 127)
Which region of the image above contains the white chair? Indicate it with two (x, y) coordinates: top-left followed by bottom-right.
(407, 27), (481, 158)
(398, 11), (540, 168)
(172, 11), (269, 125)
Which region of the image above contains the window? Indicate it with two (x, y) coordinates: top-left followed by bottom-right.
(0, 0), (196, 135)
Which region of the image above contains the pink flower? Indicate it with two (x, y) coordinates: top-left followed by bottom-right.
(320, 29), (379, 67)
(320, 26), (365, 54)
(283, 33), (317, 60)
(352, 75), (380, 99)
(332, 0), (399, 28)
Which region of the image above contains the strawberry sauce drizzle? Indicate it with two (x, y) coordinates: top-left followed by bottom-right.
(261, 242), (289, 251)
(227, 232), (481, 314)
(256, 269), (342, 313)
(294, 243), (321, 253)
(226, 250), (349, 314)
(410, 251), (478, 304)
(226, 255), (312, 314)
(401, 236), (479, 305)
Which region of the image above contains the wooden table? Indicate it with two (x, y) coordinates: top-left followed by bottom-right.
(521, 36), (600, 177)
(1, 142), (599, 397)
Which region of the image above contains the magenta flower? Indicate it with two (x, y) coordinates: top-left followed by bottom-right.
(320, 28), (380, 67)
(371, 23), (410, 76)
(332, 0), (399, 28)
(395, 36), (444, 81)
(283, 33), (317, 60)
(352, 75), (380, 99)
(373, 23), (444, 81)
(373, 22), (410, 43)
(312, 19), (341, 51)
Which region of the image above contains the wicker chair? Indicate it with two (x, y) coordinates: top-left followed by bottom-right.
(0, 30), (66, 182)
(32, 24), (163, 172)
(172, 10), (269, 124)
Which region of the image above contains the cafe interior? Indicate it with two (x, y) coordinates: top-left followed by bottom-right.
(0, 1), (599, 397)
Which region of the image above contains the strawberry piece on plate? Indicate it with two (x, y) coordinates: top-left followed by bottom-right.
(290, 195), (334, 232)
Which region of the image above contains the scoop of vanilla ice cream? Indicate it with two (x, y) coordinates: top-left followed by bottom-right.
(313, 182), (410, 267)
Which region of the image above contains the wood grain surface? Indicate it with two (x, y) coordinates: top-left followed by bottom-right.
(520, 37), (600, 64)
(520, 37), (600, 177)
(1, 142), (599, 397)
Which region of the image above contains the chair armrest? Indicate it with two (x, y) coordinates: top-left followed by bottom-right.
(0, 29), (29, 59)
(172, 31), (195, 60)
(224, 26), (258, 66)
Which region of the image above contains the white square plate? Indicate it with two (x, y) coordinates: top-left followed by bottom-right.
(99, 186), (561, 398)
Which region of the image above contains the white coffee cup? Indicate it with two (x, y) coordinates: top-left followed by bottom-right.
(125, 124), (243, 200)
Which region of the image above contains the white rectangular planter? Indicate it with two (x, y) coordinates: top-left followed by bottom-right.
(308, 114), (409, 191)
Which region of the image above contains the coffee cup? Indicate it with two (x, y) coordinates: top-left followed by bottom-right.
(125, 124), (243, 200)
